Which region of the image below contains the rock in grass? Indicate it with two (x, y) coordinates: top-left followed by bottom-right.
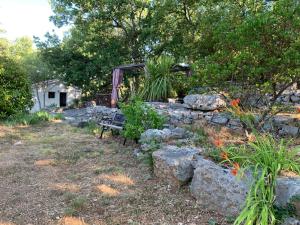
(282, 217), (300, 225)
(152, 145), (201, 186)
(140, 129), (172, 143)
(291, 95), (300, 103)
(183, 94), (226, 111)
(278, 125), (299, 137)
(190, 156), (252, 216)
(276, 177), (300, 217)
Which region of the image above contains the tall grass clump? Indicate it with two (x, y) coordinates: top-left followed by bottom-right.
(2, 111), (64, 126)
(223, 135), (300, 225)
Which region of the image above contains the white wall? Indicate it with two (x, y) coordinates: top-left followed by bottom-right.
(31, 81), (81, 112)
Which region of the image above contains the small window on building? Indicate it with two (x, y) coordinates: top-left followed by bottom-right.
(48, 92), (55, 98)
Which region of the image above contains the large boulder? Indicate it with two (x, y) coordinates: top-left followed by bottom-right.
(282, 217), (300, 225)
(210, 113), (230, 125)
(273, 115), (296, 126)
(227, 118), (244, 130)
(140, 129), (172, 143)
(190, 157), (252, 216)
(276, 177), (300, 217)
(291, 95), (300, 103)
(152, 146), (201, 186)
(278, 125), (299, 137)
(140, 128), (192, 144)
(183, 94), (226, 111)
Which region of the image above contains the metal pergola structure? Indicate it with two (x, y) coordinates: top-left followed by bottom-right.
(110, 63), (192, 107)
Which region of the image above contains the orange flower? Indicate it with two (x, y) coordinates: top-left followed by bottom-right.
(231, 168), (238, 176)
(297, 107), (300, 114)
(230, 98), (240, 108)
(233, 162), (240, 170)
(220, 151), (229, 160)
(214, 139), (224, 148)
(231, 162), (240, 176)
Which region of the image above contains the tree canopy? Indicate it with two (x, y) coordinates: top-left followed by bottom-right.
(36, 0), (300, 103)
(0, 35), (33, 118)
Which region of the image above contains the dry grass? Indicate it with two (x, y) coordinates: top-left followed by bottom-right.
(185, 120), (246, 146)
(58, 217), (88, 225)
(0, 122), (227, 225)
(34, 159), (55, 166)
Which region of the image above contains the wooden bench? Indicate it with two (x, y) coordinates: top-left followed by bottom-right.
(98, 113), (127, 145)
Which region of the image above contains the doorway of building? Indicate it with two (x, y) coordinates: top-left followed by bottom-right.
(60, 92), (67, 107)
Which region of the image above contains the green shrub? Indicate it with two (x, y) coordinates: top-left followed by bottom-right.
(224, 135), (300, 225)
(120, 98), (165, 140)
(0, 53), (32, 119)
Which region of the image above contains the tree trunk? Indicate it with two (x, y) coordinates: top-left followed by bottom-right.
(257, 81), (295, 128)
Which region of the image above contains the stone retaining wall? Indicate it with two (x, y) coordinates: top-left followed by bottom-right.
(138, 126), (300, 220)
(148, 102), (300, 137)
(62, 106), (120, 125)
(63, 100), (299, 137)
(146, 140), (300, 219)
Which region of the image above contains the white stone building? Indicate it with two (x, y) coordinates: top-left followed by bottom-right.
(31, 80), (81, 112)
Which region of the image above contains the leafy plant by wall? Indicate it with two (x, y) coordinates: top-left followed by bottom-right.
(120, 98), (165, 140)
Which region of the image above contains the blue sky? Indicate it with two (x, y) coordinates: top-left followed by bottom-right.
(0, 0), (67, 41)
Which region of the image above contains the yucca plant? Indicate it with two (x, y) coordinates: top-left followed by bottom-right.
(223, 135), (300, 225)
(139, 56), (175, 101)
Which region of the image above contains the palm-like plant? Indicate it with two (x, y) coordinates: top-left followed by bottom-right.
(139, 56), (175, 101)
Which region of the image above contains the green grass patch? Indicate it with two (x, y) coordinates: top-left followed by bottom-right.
(63, 194), (88, 216)
(54, 150), (83, 164)
(82, 121), (101, 135)
(1, 111), (64, 126)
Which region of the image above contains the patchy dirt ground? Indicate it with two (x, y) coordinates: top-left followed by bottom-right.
(0, 121), (228, 225)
